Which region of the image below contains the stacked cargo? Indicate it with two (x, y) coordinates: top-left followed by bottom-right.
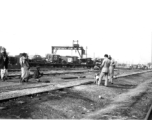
(80, 58), (87, 65)
(66, 56), (73, 63)
(72, 56), (78, 64)
(60, 56), (67, 64)
(53, 55), (60, 63)
(46, 54), (60, 63)
(86, 58), (93, 64)
(64, 56), (79, 64)
(45, 54), (52, 62)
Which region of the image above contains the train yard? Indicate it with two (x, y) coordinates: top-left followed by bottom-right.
(0, 68), (151, 119)
(1, 0), (152, 119)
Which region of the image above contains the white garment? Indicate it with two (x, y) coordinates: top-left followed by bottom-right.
(1, 69), (8, 79)
(21, 67), (25, 78)
(21, 67), (30, 80)
(20, 56), (30, 80)
(95, 75), (99, 81)
(20, 56), (25, 67)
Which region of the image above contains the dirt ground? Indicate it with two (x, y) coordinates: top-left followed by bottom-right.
(84, 72), (152, 120)
(0, 69), (144, 94)
(0, 69), (151, 119)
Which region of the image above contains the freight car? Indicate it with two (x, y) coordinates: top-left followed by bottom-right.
(31, 55), (45, 62)
(31, 54), (95, 68)
(46, 54), (60, 63)
(8, 53), (96, 68)
(79, 58), (95, 68)
(46, 54), (79, 64)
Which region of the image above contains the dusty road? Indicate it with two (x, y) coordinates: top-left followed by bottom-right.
(0, 69), (151, 119)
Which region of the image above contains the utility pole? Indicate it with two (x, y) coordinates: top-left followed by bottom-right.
(151, 32), (152, 65)
(86, 46), (87, 58)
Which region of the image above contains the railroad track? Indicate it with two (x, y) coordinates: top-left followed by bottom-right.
(8, 69), (94, 78)
(7, 68), (86, 72)
(6, 68), (141, 78)
(1, 69), (152, 100)
(1, 69), (152, 119)
(145, 103), (152, 120)
(115, 70), (152, 120)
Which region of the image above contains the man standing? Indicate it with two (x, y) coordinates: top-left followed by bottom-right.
(98, 54), (110, 86)
(108, 55), (115, 84)
(19, 53), (24, 82)
(0, 48), (9, 81)
(19, 53), (30, 83)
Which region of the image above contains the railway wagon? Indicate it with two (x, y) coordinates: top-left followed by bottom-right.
(79, 58), (94, 68)
(66, 56), (73, 63)
(60, 56), (67, 64)
(8, 56), (20, 69)
(32, 55), (44, 62)
(8, 53), (96, 68)
(46, 54), (60, 63)
(65, 56), (79, 64)
(72, 56), (79, 64)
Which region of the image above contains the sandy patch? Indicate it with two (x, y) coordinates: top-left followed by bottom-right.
(84, 78), (152, 119)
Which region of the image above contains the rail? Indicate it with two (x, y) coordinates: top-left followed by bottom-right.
(145, 103), (152, 120)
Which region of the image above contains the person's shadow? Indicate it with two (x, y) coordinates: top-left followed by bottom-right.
(108, 83), (136, 89)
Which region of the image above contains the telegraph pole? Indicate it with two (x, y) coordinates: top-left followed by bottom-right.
(93, 52), (95, 59)
(86, 46), (87, 58)
(151, 32), (152, 64)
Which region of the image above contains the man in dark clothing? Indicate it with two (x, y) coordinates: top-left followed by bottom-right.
(0, 48), (9, 81)
(33, 66), (43, 82)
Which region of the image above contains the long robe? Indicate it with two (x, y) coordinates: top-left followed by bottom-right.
(20, 57), (30, 80)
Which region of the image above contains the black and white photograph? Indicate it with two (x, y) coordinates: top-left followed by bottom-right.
(0, 0), (152, 119)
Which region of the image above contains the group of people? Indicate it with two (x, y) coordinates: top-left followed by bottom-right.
(0, 47), (115, 86)
(0, 48), (43, 83)
(19, 53), (43, 83)
(96, 54), (115, 87)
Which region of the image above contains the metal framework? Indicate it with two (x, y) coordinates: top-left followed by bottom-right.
(51, 40), (85, 58)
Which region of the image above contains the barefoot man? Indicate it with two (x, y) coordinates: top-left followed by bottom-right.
(98, 54), (110, 86)
(108, 55), (115, 84)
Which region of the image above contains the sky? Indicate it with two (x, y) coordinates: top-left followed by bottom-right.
(0, 0), (152, 64)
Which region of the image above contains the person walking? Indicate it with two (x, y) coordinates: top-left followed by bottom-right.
(98, 54), (110, 86)
(0, 48), (9, 81)
(19, 53), (30, 83)
(108, 55), (115, 84)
